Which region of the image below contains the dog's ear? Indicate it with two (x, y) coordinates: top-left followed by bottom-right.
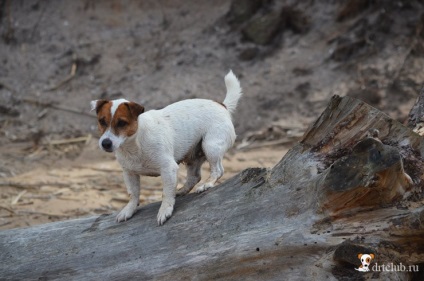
(358, 253), (363, 259)
(126, 102), (145, 118)
(90, 100), (97, 111)
(370, 253), (375, 260)
(90, 99), (109, 114)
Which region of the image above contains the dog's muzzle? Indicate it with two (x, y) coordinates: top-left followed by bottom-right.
(101, 138), (113, 152)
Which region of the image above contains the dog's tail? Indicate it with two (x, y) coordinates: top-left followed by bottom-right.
(223, 70), (242, 114)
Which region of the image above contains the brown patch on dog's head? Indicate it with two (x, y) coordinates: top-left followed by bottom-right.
(91, 99), (113, 134)
(111, 102), (144, 137)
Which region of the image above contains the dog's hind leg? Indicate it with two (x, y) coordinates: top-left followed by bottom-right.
(177, 156), (205, 196)
(196, 142), (226, 193)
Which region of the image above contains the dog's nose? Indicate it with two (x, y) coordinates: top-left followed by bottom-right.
(101, 139), (113, 151)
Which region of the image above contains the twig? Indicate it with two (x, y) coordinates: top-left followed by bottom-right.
(26, 146), (45, 159)
(11, 190), (27, 205)
(48, 135), (92, 146)
(0, 83), (94, 117)
(0, 182), (37, 189)
(0, 205), (15, 214)
(75, 165), (122, 173)
(25, 194), (52, 200)
(0, 181), (70, 189)
(2, 76), (93, 119)
(21, 97), (95, 118)
(111, 197), (128, 203)
(55, 196), (80, 202)
(46, 62), (77, 91)
(16, 210), (69, 218)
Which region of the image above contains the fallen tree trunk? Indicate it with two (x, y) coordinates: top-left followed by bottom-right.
(1, 95), (424, 280)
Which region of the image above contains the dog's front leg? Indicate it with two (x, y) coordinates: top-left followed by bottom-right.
(116, 171), (140, 222)
(157, 161), (179, 225)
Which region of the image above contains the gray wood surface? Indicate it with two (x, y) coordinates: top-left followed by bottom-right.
(1, 95), (423, 281)
(1, 168), (327, 281)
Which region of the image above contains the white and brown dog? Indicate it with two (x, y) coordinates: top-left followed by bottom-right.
(90, 71), (242, 225)
(355, 253), (375, 272)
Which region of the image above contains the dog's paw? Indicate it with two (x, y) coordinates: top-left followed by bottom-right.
(176, 188), (189, 197)
(116, 205), (136, 223)
(157, 202), (174, 225)
(195, 182), (214, 193)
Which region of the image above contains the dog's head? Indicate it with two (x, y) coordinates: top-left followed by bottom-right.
(358, 253), (375, 269)
(90, 99), (145, 152)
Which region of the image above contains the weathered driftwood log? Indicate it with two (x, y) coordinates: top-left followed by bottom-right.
(1, 95), (424, 281)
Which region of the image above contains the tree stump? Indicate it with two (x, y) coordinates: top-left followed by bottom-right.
(1, 95), (423, 280)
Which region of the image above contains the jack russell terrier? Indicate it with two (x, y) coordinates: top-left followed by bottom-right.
(90, 71), (242, 225)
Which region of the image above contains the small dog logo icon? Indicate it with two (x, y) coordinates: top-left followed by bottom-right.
(355, 253), (375, 272)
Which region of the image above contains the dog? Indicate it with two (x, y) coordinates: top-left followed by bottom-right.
(355, 253), (375, 272)
(90, 71), (242, 225)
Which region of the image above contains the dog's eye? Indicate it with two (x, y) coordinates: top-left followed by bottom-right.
(99, 118), (108, 127)
(117, 120), (128, 128)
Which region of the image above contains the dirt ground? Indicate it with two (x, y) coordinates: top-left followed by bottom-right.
(1, 0), (424, 230)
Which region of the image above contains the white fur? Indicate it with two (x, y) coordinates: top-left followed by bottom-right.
(111, 71), (242, 225)
(99, 129), (126, 152)
(90, 100), (98, 111)
(223, 70), (243, 114)
(110, 98), (129, 116)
